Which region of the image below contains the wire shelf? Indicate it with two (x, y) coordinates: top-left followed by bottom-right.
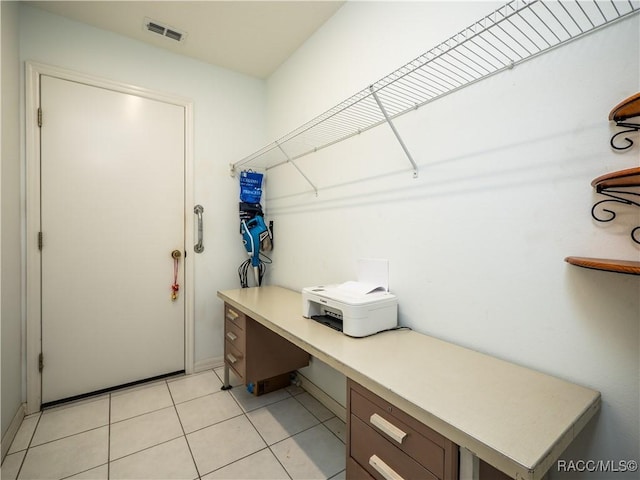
(232, 0), (640, 179)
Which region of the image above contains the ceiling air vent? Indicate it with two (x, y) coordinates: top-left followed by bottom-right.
(164, 29), (183, 42)
(143, 18), (186, 42)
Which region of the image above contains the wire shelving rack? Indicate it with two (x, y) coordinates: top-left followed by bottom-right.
(231, 0), (640, 192)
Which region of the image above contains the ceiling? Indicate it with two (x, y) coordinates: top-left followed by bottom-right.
(27, 1), (345, 78)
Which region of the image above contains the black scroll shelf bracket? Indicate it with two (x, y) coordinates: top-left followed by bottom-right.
(610, 121), (640, 151)
(591, 168), (640, 245)
(609, 93), (640, 151)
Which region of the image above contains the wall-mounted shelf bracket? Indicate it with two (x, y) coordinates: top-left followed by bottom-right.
(370, 86), (419, 178)
(610, 121), (640, 151)
(590, 167), (640, 244)
(609, 93), (640, 151)
(276, 142), (318, 196)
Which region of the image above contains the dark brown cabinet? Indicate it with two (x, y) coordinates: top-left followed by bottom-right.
(347, 379), (458, 480)
(223, 303), (310, 393)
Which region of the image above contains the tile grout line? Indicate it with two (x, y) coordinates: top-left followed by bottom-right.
(10, 373), (345, 480)
(328, 469), (348, 480)
(52, 395), (112, 479)
(107, 382), (184, 471)
(281, 393), (347, 479)
(261, 419), (346, 480)
(59, 462), (110, 480)
(167, 370), (229, 409)
(242, 413), (293, 480)
(290, 391), (347, 445)
(321, 417), (347, 446)
(19, 425), (108, 450)
(15, 405), (113, 480)
(225, 377), (346, 479)
(105, 436), (186, 467)
(264, 421), (346, 480)
(110, 404), (175, 426)
(179, 412), (246, 437)
(221, 381), (294, 480)
(166, 379), (202, 480)
(13, 410), (42, 479)
(198, 446), (291, 480)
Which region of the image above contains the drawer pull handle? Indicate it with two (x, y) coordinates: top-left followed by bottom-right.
(369, 455), (404, 480)
(370, 413), (407, 444)
(226, 353), (238, 364)
(226, 309), (239, 321)
(226, 332), (238, 341)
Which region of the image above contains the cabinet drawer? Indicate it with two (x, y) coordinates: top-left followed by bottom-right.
(224, 340), (245, 380)
(225, 305), (245, 329)
(350, 414), (438, 480)
(350, 388), (446, 478)
(225, 318), (245, 352)
(346, 456), (374, 480)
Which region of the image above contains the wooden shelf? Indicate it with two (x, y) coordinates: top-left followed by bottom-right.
(588, 167), (640, 255)
(609, 92), (640, 122)
(591, 167), (640, 190)
(565, 256), (640, 276)
(568, 97), (640, 276)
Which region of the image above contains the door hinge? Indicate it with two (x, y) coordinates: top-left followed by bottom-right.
(38, 232), (43, 250)
(38, 353), (44, 372)
(37, 107), (42, 128)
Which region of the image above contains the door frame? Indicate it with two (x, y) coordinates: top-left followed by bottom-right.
(25, 62), (195, 414)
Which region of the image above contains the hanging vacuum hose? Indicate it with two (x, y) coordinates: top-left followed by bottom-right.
(238, 171), (272, 287)
(240, 216), (271, 286)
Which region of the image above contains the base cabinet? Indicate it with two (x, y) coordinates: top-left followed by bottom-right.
(347, 379), (458, 480)
(346, 456), (375, 480)
(224, 304), (310, 392)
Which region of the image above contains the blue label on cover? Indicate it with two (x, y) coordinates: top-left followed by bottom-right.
(240, 170), (263, 203)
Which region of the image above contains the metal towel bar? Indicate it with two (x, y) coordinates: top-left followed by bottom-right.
(194, 205), (204, 253)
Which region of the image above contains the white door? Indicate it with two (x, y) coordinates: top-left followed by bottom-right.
(40, 75), (185, 404)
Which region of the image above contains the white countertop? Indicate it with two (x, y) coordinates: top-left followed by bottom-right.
(218, 286), (600, 480)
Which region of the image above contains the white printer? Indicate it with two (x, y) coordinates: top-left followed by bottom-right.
(302, 282), (398, 337)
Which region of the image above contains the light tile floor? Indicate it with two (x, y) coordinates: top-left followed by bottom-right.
(1, 367), (347, 480)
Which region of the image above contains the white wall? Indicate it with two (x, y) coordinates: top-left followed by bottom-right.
(19, 4), (267, 368)
(264, 2), (639, 479)
(1, 0), (24, 449)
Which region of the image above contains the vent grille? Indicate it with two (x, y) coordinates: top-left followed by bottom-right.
(164, 29), (183, 42)
(144, 18), (186, 42)
(146, 21), (165, 35)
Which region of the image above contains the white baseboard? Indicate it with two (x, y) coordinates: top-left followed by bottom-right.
(1, 403), (25, 461)
(296, 372), (346, 422)
(194, 356), (224, 373)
